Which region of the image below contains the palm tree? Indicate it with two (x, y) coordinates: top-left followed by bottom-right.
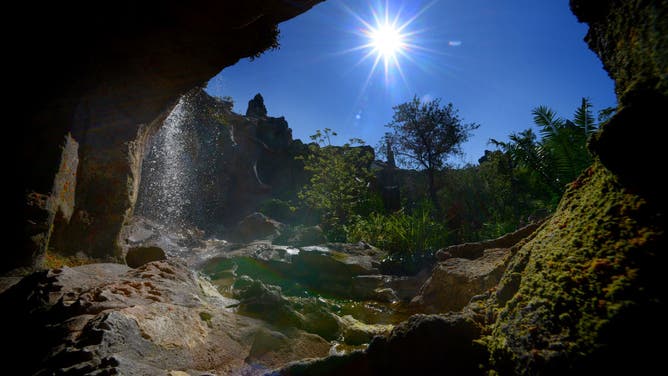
(493, 98), (601, 195)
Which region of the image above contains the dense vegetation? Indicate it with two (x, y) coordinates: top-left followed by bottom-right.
(261, 96), (613, 263)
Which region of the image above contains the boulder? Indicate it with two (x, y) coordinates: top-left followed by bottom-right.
(233, 276), (302, 328)
(232, 276), (341, 341)
(275, 225), (327, 247)
(245, 328), (330, 371)
(277, 313), (485, 375)
(232, 212), (284, 243)
(336, 315), (393, 345)
(435, 219), (545, 261)
(0, 260), (330, 375)
(412, 248), (511, 313)
(125, 246), (166, 268)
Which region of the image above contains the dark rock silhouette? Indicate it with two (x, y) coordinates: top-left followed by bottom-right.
(247, 93), (268, 117)
(12, 0), (324, 272)
(125, 246), (166, 268)
(132, 89), (308, 236)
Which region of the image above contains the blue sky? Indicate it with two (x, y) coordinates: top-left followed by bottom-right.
(206, 0), (616, 165)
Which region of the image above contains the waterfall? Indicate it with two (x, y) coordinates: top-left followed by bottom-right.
(135, 98), (195, 229)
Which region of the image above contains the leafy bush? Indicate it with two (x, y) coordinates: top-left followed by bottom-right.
(297, 129), (374, 239)
(346, 202), (449, 256)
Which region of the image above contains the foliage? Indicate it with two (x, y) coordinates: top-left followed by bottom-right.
(482, 162), (663, 374)
(346, 201), (449, 256)
(297, 129), (374, 241)
(436, 98), (607, 243)
(380, 95), (478, 211)
(436, 152), (551, 243)
(491, 98), (605, 197)
(249, 25), (281, 60)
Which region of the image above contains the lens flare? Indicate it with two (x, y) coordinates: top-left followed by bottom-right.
(370, 23), (405, 60)
(341, 0), (437, 87)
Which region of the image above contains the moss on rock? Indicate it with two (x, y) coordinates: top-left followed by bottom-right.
(481, 162), (665, 374)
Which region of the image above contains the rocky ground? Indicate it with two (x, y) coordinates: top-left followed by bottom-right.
(1, 214), (535, 375)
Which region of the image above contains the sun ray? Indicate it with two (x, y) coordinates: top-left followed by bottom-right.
(346, 0), (432, 83)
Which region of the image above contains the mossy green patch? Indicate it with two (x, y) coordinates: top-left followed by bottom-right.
(481, 161), (664, 374)
(199, 311), (213, 328)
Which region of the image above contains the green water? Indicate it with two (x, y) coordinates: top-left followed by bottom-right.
(202, 256), (416, 326)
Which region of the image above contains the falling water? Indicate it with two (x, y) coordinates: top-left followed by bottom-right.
(131, 91), (232, 258)
(136, 98), (194, 229)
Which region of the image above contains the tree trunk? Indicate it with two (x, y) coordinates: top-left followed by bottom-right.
(427, 168), (441, 214)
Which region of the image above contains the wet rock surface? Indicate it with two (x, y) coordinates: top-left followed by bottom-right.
(0, 260), (330, 375)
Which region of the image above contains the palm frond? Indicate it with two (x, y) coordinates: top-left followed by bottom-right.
(573, 97), (596, 136)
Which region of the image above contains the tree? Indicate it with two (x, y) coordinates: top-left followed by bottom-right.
(491, 97), (605, 198)
(297, 129), (373, 240)
(380, 96), (478, 212)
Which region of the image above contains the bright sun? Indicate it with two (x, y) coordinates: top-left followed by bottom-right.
(343, 1), (433, 85)
(370, 23), (405, 59)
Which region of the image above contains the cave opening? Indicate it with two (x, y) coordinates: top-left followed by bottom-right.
(4, 0), (666, 375)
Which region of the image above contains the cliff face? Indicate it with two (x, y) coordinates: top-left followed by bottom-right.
(12, 0), (324, 271)
(132, 89), (309, 235)
(477, 2), (667, 373)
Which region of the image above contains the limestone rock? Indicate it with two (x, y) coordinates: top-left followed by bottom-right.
(232, 212), (284, 243)
(0, 260), (330, 375)
(481, 162), (666, 375)
(335, 315), (393, 345)
(413, 248), (511, 313)
(435, 219), (545, 261)
(17, 0), (323, 270)
(232, 276), (341, 341)
(277, 313), (485, 375)
(125, 246), (166, 268)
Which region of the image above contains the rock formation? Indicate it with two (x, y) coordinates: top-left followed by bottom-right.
(12, 0), (324, 272)
(0, 260), (331, 375)
(131, 88), (308, 237)
(247, 94), (269, 118)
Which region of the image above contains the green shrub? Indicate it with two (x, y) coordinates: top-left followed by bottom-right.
(346, 203), (450, 256)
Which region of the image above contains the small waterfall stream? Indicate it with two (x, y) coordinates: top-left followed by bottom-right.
(130, 91), (232, 259)
(136, 98), (195, 229)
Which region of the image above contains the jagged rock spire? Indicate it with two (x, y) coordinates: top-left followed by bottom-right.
(246, 93), (267, 117)
(386, 138), (396, 168)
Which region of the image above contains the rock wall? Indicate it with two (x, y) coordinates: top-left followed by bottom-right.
(11, 0), (324, 271)
(574, 0), (667, 205)
(133, 88), (309, 235)
(476, 1), (667, 373)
